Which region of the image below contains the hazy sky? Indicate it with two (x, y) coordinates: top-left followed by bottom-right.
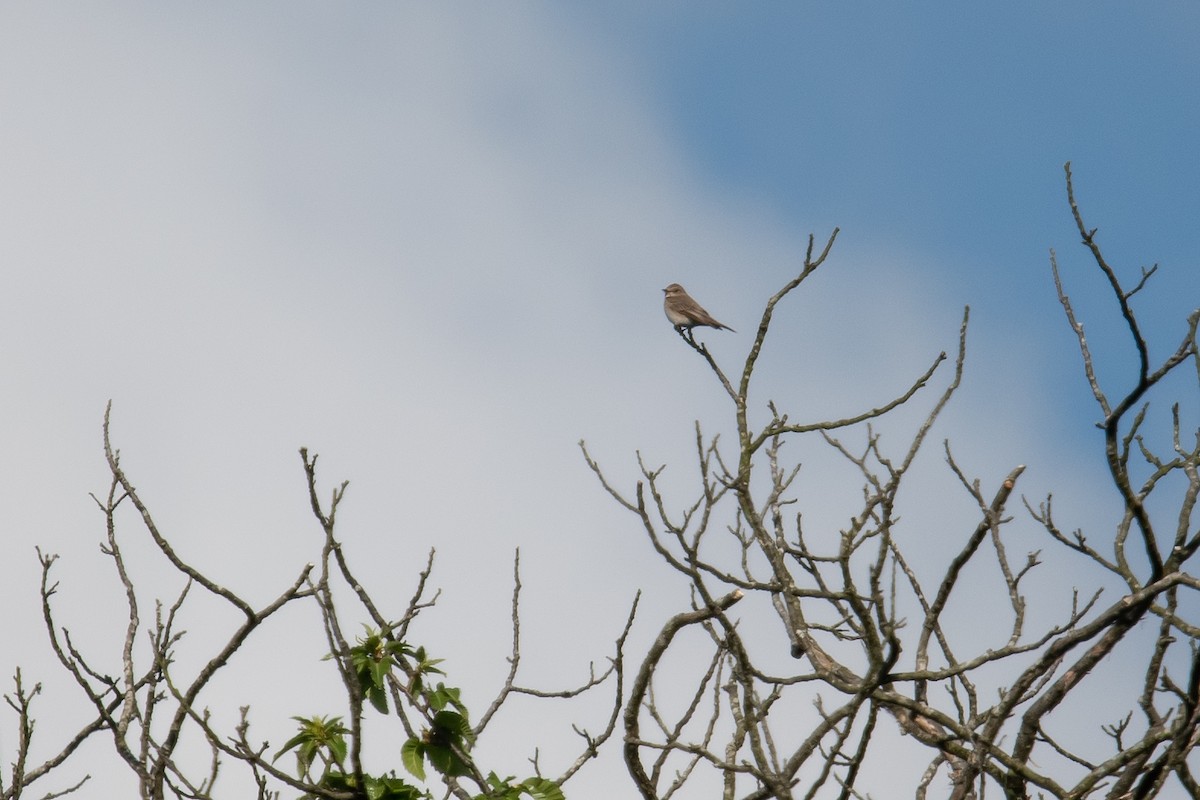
(2, 4), (1197, 797)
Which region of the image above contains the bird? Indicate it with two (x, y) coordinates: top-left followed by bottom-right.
(663, 283), (735, 334)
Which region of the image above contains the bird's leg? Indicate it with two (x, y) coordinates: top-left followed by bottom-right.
(675, 326), (707, 356)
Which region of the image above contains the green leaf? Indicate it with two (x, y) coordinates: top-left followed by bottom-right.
(296, 739), (318, 773)
(273, 730), (311, 763)
(364, 773), (426, 800)
(426, 683), (466, 714)
(483, 772), (513, 791)
(273, 715), (349, 777)
(401, 737), (426, 781)
(413, 646), (446, 677)
(385, 639), (415, 660)
(367, 682), (390, 714)
(434, 710), (468, 734)
(424, 743), (459, 776)
(322, 770), (352, 790)
(327, 733), (348, 765)
(431, 710), (473, 746)
(520, 777), (565, 800)
(371, 655), (392, 688)
(472, 773), (523, 800)
(347, 627), (408, 713)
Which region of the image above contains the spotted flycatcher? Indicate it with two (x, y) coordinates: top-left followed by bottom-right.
(663, 283), (734, 333)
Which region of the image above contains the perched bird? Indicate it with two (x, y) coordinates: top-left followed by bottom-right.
(663, 283), (735, 334)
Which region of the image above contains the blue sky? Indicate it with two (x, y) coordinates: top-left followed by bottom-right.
(1, 4), (1197, 797)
